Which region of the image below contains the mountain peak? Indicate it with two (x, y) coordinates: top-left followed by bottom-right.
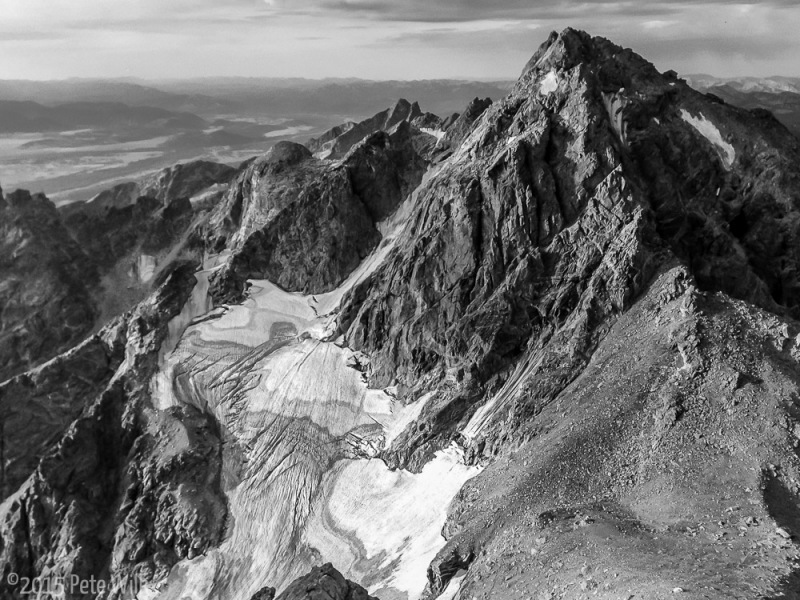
(263, 140), (313, 167)
(519, 27), (662, 91)
(5, 188), (56, 214)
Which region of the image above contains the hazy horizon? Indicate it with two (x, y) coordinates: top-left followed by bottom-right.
(2, 1), (799, 81)
(2, 73), (800, 84)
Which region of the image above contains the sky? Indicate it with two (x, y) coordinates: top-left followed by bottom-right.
(0, 0), (798, 80)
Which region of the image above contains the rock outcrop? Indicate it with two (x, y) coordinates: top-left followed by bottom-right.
(0, 189), (98, 381)
(307, 98), (443, 159)
(338, 27), (800, 472)
(0, 261), (226, 599)
(271, 564), (378, 600)
(206, 135), (428, 303)
(439, 96), (493, 150)
(61, 159), (237, 217)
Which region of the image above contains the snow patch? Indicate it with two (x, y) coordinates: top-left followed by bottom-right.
(304, 444), (480, 599)
(680, 109), (735, 168)
(438, 573), (467, 600)
(421, 127), (446, 142)
(136, 254), (156, 284)
(382, 392), (434, 448)
(539, 70), (559, 95)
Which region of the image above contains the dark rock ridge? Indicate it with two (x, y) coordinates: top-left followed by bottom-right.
(0, 188), (98, 381)
(206, 132), (428, 303)
(0, 261), (226, 599)
(0, 160), (233, 381)
(251, 563), (378, 600)
(307, 98), (442, 159)
(61, 159), (236, 218)
(438, 96), (493, 152)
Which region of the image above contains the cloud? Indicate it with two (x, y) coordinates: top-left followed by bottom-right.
(641, 19), (678, 29)
(0, 0), (798, 79)
(267, 0), (800, 23)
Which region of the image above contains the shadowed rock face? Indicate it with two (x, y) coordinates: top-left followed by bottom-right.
(206, 134), (428, 303)
(0, 262), (226, 599)
(0, 160), (232, 383)
(272, 563), (378, 600)
(342, 122), (430, 222)
(0, 189), (98, 381)
(61, 195), (197, 273)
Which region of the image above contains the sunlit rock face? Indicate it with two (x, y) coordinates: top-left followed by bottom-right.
(307, 99), (442, 160)
(338, 27), (800, 472)
(63, 160), (237, 217)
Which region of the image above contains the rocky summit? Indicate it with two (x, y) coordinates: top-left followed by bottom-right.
(1, 28), (800, 600)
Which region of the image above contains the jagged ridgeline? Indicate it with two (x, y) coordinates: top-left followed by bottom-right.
(2, 28), (800, 600)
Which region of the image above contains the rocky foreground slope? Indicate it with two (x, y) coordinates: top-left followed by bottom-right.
(2, 28), (800, 600)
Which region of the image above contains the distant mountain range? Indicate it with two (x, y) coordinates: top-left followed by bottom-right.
(0, 78), (514, 120)
(0, 79), (228, 114)
(687, 74), (800, 137)
(0, 99), (206, 134)
(686, 75), (800, 94)
(1, 73), (798, 208)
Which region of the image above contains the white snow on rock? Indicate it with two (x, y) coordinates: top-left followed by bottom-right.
(136, 254), (157, 284)
(539, 70), (559, 95)
(438, 573), (467, 600)
(146, 195), (481, 600)
(421, 127), (447, 142)
(680, 109), (735, 168)
(304, 444), (477, 599)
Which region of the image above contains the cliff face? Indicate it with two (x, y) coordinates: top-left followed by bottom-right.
(2, 27), (800, 600)
(0, 189), (99, 381)
(61, 159), (237, 217)
(0, 160), (231, 382)
(338, 28), (800, 471)
(0, 262), (225, 599)
(307, 98), (442, 159)
(205, 131), (428, 303)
